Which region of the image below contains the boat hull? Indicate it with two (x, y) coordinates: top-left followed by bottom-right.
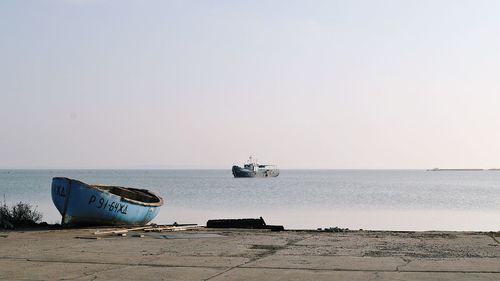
(232, 166), (280, 178)
(51, 177), (163, 226)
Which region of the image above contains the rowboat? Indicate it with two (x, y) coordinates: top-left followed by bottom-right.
(51, 177), (164, 226)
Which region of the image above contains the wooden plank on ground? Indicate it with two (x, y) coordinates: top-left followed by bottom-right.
(93, 226), (149, 236)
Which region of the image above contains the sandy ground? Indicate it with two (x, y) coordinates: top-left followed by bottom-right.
(0, 228), (499, 280)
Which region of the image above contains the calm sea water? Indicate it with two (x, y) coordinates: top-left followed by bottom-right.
(0, 170), (499, 231)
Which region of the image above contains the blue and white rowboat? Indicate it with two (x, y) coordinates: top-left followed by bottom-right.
(52, 177), (164, 226)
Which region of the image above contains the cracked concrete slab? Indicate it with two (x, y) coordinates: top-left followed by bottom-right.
(143, 255), (249, 268)
(0, 259), (123, 280)
(400, 258), (500, 273)
(73, 265), (222, 281)
(209, 268), (500, 281)
(242, 255), (405, 271)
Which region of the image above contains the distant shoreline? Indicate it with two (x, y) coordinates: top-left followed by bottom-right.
(427, 168), (500, 171)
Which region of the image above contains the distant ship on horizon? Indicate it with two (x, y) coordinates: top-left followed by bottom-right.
(427, 168), (500, 171)
(232, 156), (280, 178)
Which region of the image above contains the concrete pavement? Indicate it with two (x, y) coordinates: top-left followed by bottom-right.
(0, 228), (499, 280)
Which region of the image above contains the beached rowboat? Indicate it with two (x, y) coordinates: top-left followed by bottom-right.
(51, 177), (164, 226)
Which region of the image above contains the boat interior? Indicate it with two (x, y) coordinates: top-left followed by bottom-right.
(93, 185), (162, 204)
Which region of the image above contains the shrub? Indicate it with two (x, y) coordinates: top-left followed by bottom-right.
(0, 202), (9, 221)
(0, 200), (43, 227)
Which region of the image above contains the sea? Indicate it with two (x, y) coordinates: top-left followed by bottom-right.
(1, 169), (499, 231)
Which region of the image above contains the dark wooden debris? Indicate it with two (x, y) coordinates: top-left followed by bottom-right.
(206, 217), (284, 231)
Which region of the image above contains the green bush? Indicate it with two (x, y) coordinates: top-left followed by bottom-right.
(0, 201), (43, 227)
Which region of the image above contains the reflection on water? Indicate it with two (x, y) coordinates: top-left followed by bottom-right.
(1, 169), (499, 230)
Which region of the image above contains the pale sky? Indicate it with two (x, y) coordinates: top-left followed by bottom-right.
(1, 0), (500, 169)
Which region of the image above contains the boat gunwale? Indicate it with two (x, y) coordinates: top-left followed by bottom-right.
(53, 177), (164, 207)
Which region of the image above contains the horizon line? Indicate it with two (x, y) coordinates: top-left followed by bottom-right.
(0, 167), (495, 171)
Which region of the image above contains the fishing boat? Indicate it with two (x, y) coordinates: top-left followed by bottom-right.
(232, 156), (280, 178)
(51, 177), (164, 226)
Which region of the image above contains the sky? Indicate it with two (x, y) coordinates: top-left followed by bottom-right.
(1, 0), (500, 169)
